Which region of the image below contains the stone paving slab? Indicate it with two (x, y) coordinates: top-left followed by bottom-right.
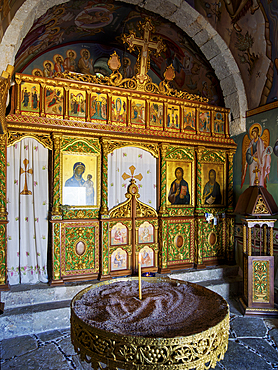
(1, 335), (38, 360)
(230, 316), (267, 338)
(220, 340), (273, 370)
(240, 338), (278, 366)
(1, 343), (71, 370)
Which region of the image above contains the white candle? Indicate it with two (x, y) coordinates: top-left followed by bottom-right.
(138, 253), (142, 300)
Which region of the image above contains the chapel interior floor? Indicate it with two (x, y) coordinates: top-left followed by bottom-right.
(1, 297), (278, 370)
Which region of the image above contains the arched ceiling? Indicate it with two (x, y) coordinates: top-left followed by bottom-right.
(14, 0), (224, 106)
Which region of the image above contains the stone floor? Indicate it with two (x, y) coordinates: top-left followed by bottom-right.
(0, 298), (278, 370)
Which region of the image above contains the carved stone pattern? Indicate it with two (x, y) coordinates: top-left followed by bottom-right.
(71, 306), (229, 370)
(253, 260), (270, 302)
(136, 200), (157, 218)
(53, 223), (61, 280)
(254, 195), (269, 214)
(166, 146), (194, 160)
(106, 141), (159, 158)
(62, 137), (100, 154)
(0, 224), (6, 284)
(167, 222), (192, 263)
(7, 131), (52, 150)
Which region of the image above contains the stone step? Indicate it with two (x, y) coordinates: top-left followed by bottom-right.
(0, 265), (243, 340)
(166, 264), (240, 283)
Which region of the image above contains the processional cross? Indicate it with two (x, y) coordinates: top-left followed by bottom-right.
(122, 18), (165, 86)
(20, 158), (33, 195)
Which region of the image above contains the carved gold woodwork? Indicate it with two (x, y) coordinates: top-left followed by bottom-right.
(0, 65), (14, 134)
(7, 131), (52, 149)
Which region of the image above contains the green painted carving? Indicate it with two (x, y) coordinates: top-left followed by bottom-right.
(253, 260), (269, 302)
(0, 224), (6, 285)
(102, 221), (109, 275)
(167, 221), (191, 262)
(63, 209), (99, 220)
(167, 207), (194, 217)
(165, 146), (194, 160)
(53, 222), (61, 280)
(200, 149), (225, 163)
(64, 226), (96, 272)
(62, 137), (100, 153)
(202, 220), (224, 259)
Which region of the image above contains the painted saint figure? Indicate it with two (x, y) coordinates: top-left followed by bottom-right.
(84, 174), (94, 205)
(241, 124), (271, 188)
(78, 49), (94, 75)
(203, 169), (222, 205)
(168, 167), (190, 205)
(114, 228), (124, 244)
(65, 162), (86, 187)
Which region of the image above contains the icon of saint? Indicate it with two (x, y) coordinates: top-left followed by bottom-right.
(65, 162), (86, 187)
(203, 169), (222, 205)
(168, 167), (190, 205)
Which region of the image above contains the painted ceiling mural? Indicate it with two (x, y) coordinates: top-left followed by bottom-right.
(15, 0), (224, 106)
(187, 0), (278, 110)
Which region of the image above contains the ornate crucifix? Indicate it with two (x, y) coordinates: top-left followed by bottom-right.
(122, 18), (165, 86)
(20, 158), (33, 195)
(122, 165), (143, 182)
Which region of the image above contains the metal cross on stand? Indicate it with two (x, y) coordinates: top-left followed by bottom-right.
(253, 166), (261, 186)
(122, 18), (165, 86)
(20, 158), (33, 195)
(122, 165), (143, 182)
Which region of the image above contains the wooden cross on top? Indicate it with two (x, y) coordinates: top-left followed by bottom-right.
(122, 18), (165, 86)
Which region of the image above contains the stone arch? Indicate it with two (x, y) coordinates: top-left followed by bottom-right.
(0, 0), (247, 135)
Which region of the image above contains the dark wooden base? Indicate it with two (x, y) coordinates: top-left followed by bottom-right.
(0, 301), (4, 314)
(99, 273), (112, 281)
(239, 298), (278, 317)
(50, 273), (99, 285)
(196, 263), (206, 269)
(0, 284), (9, 291)
(50, 279), (65, 286)
(158, 267), (172, 274)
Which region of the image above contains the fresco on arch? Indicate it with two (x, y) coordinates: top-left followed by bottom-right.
(15, 0), (224, 106)
(185, 0), (278, 110)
